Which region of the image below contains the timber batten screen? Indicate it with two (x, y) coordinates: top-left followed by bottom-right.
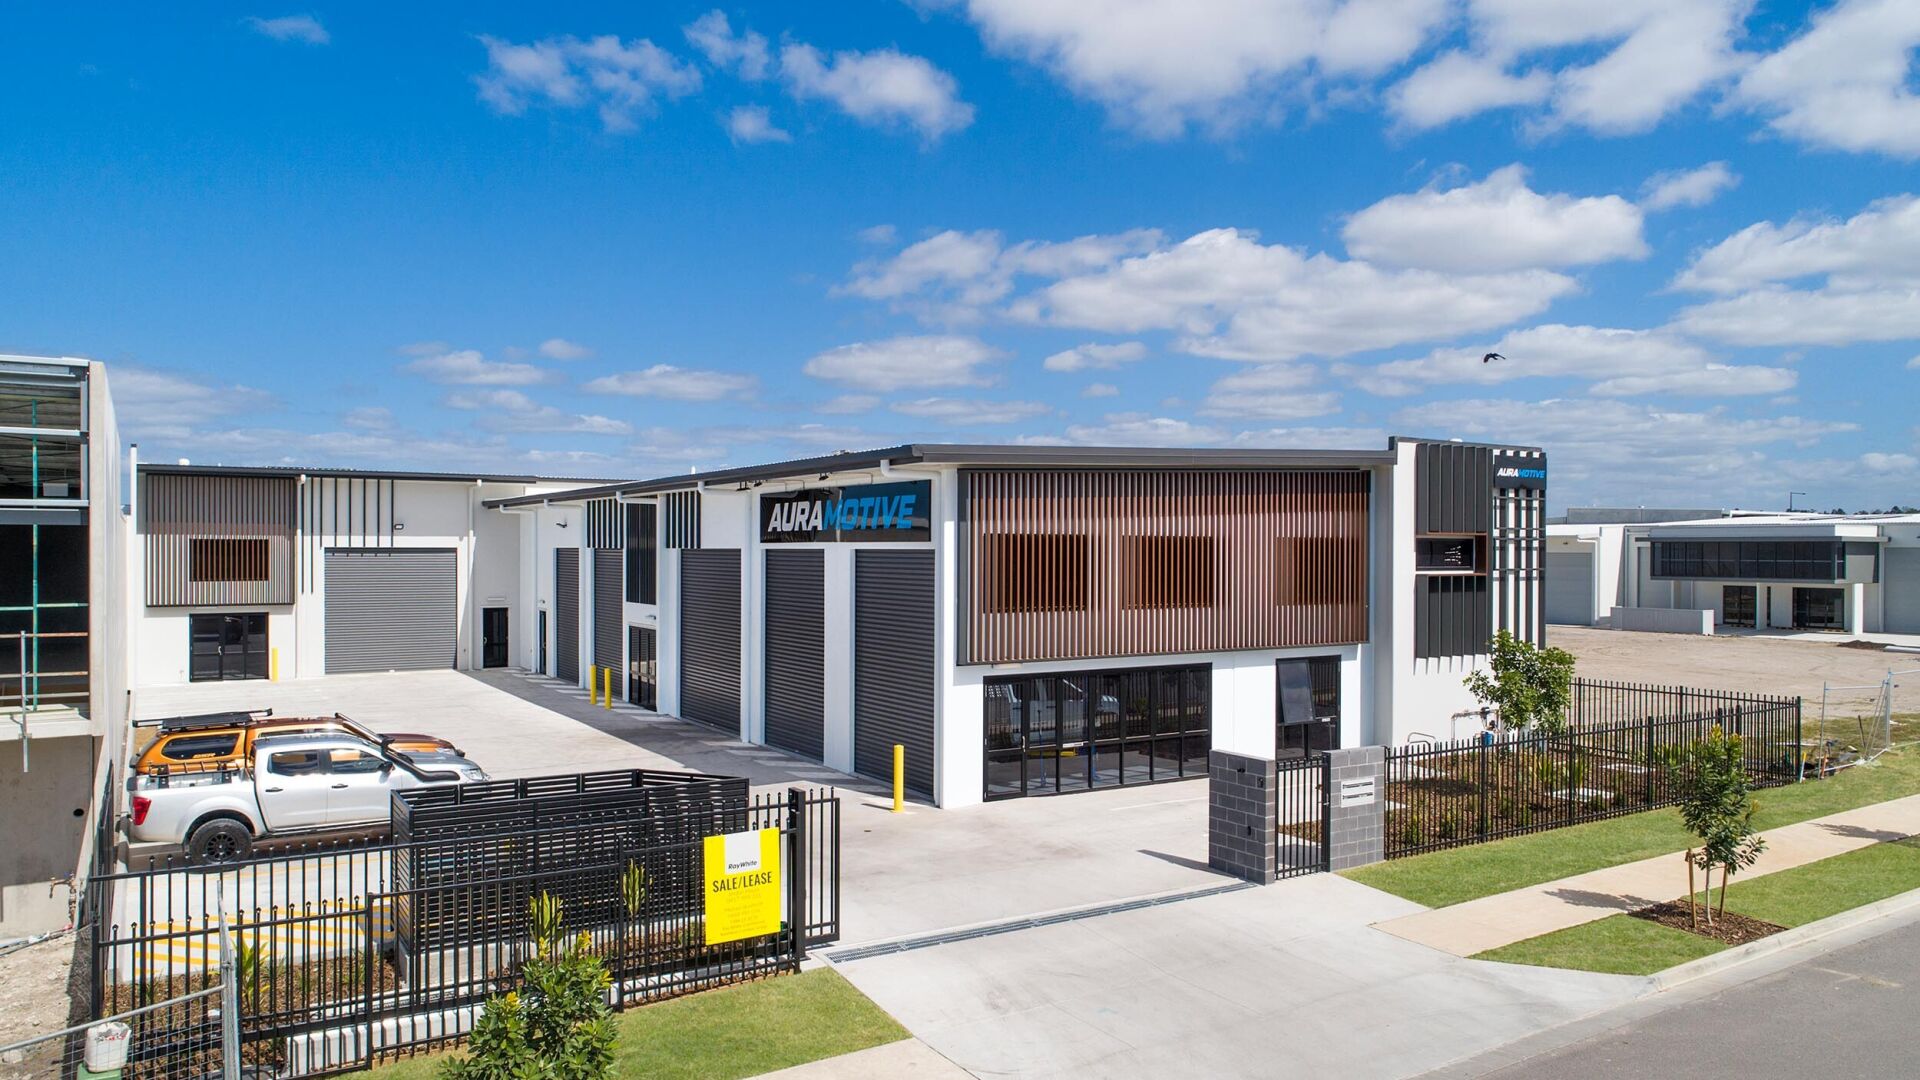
(143, 473), (295, 606)
(961, 470), (1369, 665)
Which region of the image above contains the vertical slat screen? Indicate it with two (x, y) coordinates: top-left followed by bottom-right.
(142, 473), (296, 606)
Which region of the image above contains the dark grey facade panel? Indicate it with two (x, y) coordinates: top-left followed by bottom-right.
(323, 548), (456, 674)
(664, 491), (702, 550)
(854, 550), (936, 796)
(1414, 441), (1492, 535)
(584, 498), (625, 550)
(680, 548), (741, 732)
(763, 549), (825, 761)
(592, 549), (622, 675)
(555, 548), (580, 684)
(1885, 548), (1920, 634)
(1415, 575), (1490, 660)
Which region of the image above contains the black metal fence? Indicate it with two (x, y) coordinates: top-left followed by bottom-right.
(1387, 680), (1802, 858)
(91, 785), (841, 1078)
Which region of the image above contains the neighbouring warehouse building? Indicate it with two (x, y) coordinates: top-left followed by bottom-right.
(489, 438), (1547, 808)
(1546, 511), (1920, 635)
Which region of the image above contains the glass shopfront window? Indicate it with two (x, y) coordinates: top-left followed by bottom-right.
(983, 663), (1211, 800)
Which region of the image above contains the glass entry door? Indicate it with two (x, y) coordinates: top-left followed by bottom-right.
(189, 613), (268, 682)
(1792, 587), (1844, 630)
(1722, 585), (1756, 628)
(628, 625), (657, 709)
(481, 607), (509, 667)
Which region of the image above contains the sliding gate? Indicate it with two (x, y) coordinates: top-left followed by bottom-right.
(1274, 753), (1330, 879)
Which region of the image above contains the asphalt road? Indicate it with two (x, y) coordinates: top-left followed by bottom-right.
(1476, 917), (1920, 1080)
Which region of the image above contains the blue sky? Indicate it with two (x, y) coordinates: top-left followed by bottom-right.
(4, 1), (1918, 511)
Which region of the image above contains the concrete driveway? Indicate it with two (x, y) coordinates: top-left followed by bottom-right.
(828, 873), (1641, 1080)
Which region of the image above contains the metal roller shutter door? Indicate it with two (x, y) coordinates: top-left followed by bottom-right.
(324, 549), (456, 674)
(764, 550), (825, 761)
(1545, 551), (1595, 625)
(555, 549), (580, 684)
(680, 549), (742, 732)
(592, 550), (623, 675)
(854, 550), (935, 796)
(1886, 548), (1920, 634)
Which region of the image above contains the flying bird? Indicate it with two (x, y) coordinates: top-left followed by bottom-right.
(1482, 352), (1505, 364)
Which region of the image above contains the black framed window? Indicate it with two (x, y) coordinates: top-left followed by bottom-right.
(1276, 655), (1340, 758)
(189, 612), (268, 682)
(1652, 539), (1846, 582)
(624, 503), (657, 604)
(1723, 585), (1756, 628)
(984, 663), (1210, 800)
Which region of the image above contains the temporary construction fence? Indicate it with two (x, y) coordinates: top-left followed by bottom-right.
(1811, 666), (1919, 775)
(1386, 679), (1802, 858)
(89, 777), (841, 1078)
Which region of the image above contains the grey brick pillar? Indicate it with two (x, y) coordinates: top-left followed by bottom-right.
(1209, 751), (1277, 882)
(1324, 746), (1386, 871)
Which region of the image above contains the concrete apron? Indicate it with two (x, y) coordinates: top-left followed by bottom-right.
(1374, 793), (1920, 958)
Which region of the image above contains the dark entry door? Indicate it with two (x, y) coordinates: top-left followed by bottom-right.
(1276, 657), (1340, 759)
(555, 549), (580, 683)
(1793, 587), (1844, 630)
(628, 626), (657, 710)
(1723, 586), (1756, 628)
(189, 613), (268, 682)
(482, 607), (509, 668)
(536, 610), (549, 675)
(854, 550), (935, 796)
(764, 549), (826, 761)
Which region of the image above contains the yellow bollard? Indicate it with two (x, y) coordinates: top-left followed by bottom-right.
(588, 665), (600, 706)
(892, 744), (905, 813)
(603, 666), (613, 710)
(270, 648), (279, 682)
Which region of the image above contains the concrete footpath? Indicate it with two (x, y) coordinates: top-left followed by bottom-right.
(1377, 793), (1920, 957)
(758, 1039), (971, 1079)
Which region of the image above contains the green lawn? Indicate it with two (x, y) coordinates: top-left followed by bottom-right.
(1475, 913), (1727, 976)
(1470, 836), (1920, 975)
(366, 970), (907, 1080)
(1344, 745), (1920, 909)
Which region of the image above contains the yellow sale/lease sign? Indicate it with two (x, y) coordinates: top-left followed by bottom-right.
(702, 828), (782, 945)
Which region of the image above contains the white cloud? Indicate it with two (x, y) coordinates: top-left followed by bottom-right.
(1735, 0), (1920, 158)
(857, 224), (898, 246)
(1082, 382), (1121, 397)
(244, 14), (329, 45)
(840, 228), (1163, 323)
(1672, 287), (1920, 347)
(959, 0), (1448, 136)
(1343, 165), (1647, 272)
(1640, 162), (1738, 211)
(725, 104), (791, 144)
(802, 335), (1005, 390)
(1063, 412), (1229, 447)
(682, 10), (770, 80)
(342, 406), (393, 431)
(1544, 0), (1751, 135)
(1197, 364), (1341, 420)
(402, 348), (552, 386)
(1041, 341), (1148, 372)
(444, 389), (632, 435)
(1339, 324), (1795, 398)
(538, 338), (592, 360)
(583, 364), (757, 401)
(1016, 227), (1578, 360)
(1588, 363), (1797, 397)
(1908, 354), (1920, 370)
(1387, 51), (1550, 130)
(474, 34), (701, 132)
(1862, 451), (1919, 472)
(780, 43), (974, 141)
(817, 394), (880, 414)
(1673, 194), (1920, 294)
(1229, 425), (1389, 449)
(109, 366), (278, 436)
(888, 397), (1053, 424)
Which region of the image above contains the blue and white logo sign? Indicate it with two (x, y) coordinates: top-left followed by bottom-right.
(1492, 451), (1547, 492)
(760, 480), (931, 543)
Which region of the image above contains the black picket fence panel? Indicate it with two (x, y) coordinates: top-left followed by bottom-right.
(1387, 684), (1802, 858)
(1274, 754), (1329, 879)
(91, 785), (840, 1077)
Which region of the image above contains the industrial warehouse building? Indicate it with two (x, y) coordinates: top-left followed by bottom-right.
(1547, 511), (1920, 635)
(490, 438), (1547, 808)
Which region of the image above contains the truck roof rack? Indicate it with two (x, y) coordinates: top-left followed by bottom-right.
(132, 708), (275, 731)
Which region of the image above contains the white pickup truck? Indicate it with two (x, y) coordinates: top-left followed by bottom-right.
(130, 732), (489, 862)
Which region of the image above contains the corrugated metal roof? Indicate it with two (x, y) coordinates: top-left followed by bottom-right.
(138, 462), (624, 485)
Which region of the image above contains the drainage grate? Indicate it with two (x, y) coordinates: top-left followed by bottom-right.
(824, 881), (1256, 963)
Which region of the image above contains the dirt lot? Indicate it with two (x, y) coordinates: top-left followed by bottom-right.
(1550, 625), (1913, 709)
(0, 932), (81, 1049)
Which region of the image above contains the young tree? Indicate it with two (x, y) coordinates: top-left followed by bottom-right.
(1665, 726), (1767, 927)
(1462, 630), (1578, 736)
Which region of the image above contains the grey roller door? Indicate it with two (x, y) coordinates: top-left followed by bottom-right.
(1886, 548), (1920, 633)
(1545, 550), (1595, 625)
(855, 550), (935, 796)
(324, 548), (456, 674)
(555, 548), (579, 684)
(592, 549), (623, 675)
(764, 550), (825, 761)
(680, 549), (741, 732)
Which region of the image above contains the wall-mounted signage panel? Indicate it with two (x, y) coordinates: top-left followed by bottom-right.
(1493, 451), (1547, 491)
(760, 480), (931, 544)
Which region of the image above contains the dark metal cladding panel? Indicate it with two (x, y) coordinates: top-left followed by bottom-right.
(763, 549), (825, 761)
(855, 550), (936, 796)
(584, 498), (625, 549)
(143, 472), (296, 606)
(664, 491), (702, 550)
(592, 549), (623, 674)
(555, 548), (580, 683)
(680, 548), (742, 732)
(323, 548), (456, 673)
(1413, 442), (1493, 535)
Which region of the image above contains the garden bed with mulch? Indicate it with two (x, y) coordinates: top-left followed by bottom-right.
(1631, 900), (1787, 947)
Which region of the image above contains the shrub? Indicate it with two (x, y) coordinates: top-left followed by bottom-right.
(445, 932), (616, 1080)
(1398, 813), (1424, 848)
(1436, 811), (1460, 840)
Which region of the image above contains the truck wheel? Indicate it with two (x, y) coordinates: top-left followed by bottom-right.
(186, 819), (253, 864)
